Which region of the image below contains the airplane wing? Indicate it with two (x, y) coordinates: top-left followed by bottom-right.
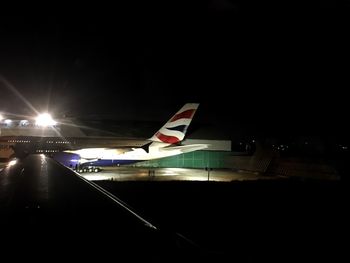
(161, 144), (209, 153)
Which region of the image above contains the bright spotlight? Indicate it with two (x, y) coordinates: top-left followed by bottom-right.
(8, 159), (17, 167)
(35, 113), (56, 127)
(0, 114), (3, 121)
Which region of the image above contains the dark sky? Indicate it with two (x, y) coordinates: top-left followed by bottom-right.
(0, 1), (349, 137)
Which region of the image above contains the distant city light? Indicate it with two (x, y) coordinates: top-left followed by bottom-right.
(35, 113), (57, 127)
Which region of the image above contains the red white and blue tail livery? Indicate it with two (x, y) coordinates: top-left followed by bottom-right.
(150, 103), (199, 144)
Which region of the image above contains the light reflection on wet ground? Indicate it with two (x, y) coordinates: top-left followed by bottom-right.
(80, 167), (277, 182)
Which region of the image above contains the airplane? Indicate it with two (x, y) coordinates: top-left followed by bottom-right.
(54, 103), (208, 171)
(0, 103), (208, 171)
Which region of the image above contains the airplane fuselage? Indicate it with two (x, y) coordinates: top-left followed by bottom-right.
(0, 135), (148, 159)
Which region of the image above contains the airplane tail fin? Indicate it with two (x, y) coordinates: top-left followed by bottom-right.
(149, 103), (199, 144)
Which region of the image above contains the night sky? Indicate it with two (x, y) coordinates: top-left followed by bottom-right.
(1, 2), (349, 138)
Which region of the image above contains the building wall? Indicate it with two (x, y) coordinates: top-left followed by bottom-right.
(225, 155), (272, 173)
(134, 150), (231, 169)
(182, 139), (232, 151)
